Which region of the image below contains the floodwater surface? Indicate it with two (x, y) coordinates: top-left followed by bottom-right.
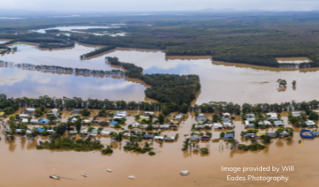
(0, 112), (317, 187)
(2, 44), (319, 104)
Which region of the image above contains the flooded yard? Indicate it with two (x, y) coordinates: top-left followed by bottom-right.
(0, 111), (318, 187)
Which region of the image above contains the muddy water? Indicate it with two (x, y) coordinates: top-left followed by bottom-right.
(2, 45), (319, 104)
(0, 111), (317, 187)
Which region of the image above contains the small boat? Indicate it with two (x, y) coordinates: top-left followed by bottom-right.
(180, 170), (189, 175)
(128, 175), (135, 179)
(107, 169), (112, 172)
(50, 168), (60, 179)
(82, 173), (88, 177)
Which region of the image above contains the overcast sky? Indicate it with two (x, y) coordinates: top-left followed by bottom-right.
(2, 0), (319, 12)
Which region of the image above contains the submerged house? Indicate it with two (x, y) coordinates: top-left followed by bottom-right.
(306, 120), (316, 127)
(160, 124), (170, 129)
(224, 133), (234, 141)
(196, 114), (207, 122)
(110, 121), (118, 126)
(21, 118), (28, 124)
(213, 123), (223, 129)
(174, 114), (184, 124)
(273, 120), (284, 127)
(245, 133), (257, 139)
(267, 132), (278, 138)
(266, 113), (278, 120)
(190, 134), (200, 141)
(143, 135), (154, 139)
(24, 108), (36, 115)
(201, 136), (211, 141)
(30, 119), (38, 124)
(72, 109), (81, 114)
(164, 136), (175, 141)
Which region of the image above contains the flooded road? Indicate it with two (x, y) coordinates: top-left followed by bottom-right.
(0, 111), (317, 187)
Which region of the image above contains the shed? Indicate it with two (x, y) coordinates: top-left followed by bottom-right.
(40, 118), (50, 124)
(143, 135), (154, 139)
(190, 134), (200, 141)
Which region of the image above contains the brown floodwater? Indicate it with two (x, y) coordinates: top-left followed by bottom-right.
(0, 111), (317, 187)
(2, 44), (319, 105)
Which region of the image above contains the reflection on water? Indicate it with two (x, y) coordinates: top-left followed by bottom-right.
(2, 44), (319, 104)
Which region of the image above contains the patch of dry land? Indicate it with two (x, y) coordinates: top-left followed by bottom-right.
(276, 57), (313, 64)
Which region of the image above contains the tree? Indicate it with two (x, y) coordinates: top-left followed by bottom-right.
(47, 113), (56, 122)
(81, 108), (91, 116)
(158, 114), (164, 124)
(309, 111), (319, 120)
(75, 119), (82, 132)
(292, 80), (296, 87)
(180, 103), (189, 114)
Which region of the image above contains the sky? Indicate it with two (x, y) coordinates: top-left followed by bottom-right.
(2, 0), (319, 12)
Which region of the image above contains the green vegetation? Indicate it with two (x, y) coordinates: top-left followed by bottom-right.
(200, 147), (209, 154)
(36, 136), (104, 151)
(238, 144), (266, 151)
(81, 46), (115, 58)
(101, 146), (113, 154)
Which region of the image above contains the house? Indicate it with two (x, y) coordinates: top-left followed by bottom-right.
(245, 121), (254, 128)
(258, 121), (264, 126)
(39, 118), (50, 124)
(174, 114), (184, 124)
(21, 118), (28, 123)
(266, 113), (278, 120)
(72, 109), (81, 114)
(115, 111), (128, 115)
(139, 124), (148, 129)
(113, 116), (124, 120)
(164, 136), (175, 141)
(71, 117), (78, 123)
(291, 111), (302, 117)
(90, 129), (98, 136)
(154, 136), (164, 140)
(132, 134), (143, 138)
(246, 117), (256, 122)
(273, 120), (284, 127)
(19, 114), (29, 118)
(132, 122), (140, 128)
(52, 108), (58, 116)
(264, 121), (272, 126)
(110, 121), (118, 126)
(101, 131), (111, 136)
(223, 122), (233, 128)
(267, 132), (278, 138)
(204, 124), (213, 129)
(144, 111), (154, 115)
(223, 113), (231, 119)
(30, 119), (38, 124)
(280, 131), (290, 137)
(81, 129), (88, 134)
(123, 132), (132, 137)
(213, 123), (223, 129)
(143, 135), (154, 139)
(69, 131), (78, 135)
(201, 136), (211, 141)
(306, 120), (316, 127)
(160, 124), (170, 129)
(245, 133), (257, 139)
(24, 108), (35, 115)
(15, 129), (24, 134)
(152, 125), (160, 129)
(190, 134), (200, 141)
(224, 133), (234, 141)
(91, 120), (100, 124)
(196, 114), (207, 122)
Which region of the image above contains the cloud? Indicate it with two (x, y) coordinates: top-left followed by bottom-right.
(2, 0), (319, 11)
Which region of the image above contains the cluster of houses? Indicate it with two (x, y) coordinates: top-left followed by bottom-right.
(194, 113), (233, 130)
(122, 132), (176, 141)
(244, 113), (284, 128)
(291, 111), (317, 127)
(17, 108), (59, 125)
